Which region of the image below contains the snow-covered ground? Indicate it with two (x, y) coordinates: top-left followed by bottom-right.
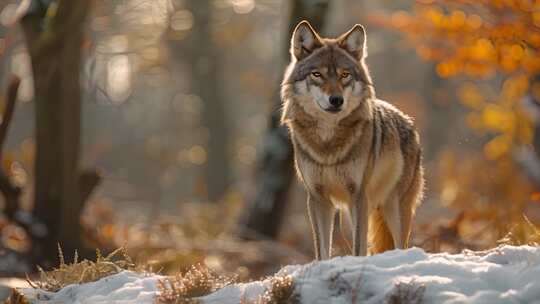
(17, 245), (540, 303)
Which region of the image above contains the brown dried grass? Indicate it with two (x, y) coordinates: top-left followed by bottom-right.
(4, 289), (30, 304)
(156, 264), (234, 304)
(385, 281), (425, 304)
(255, 274), (297, 304)
(26, 245), (136, 292)
(497, 214), (540, 246)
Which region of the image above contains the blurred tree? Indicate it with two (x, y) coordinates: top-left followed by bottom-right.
(169, 0), (231, 202)
(373, 0), (540, 247)
(20, 0), (100, 265)
(238, 0), (330, 239)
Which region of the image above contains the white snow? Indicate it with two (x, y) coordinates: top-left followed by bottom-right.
(18, 245), (540, 303)
(21, 272), (163, 304)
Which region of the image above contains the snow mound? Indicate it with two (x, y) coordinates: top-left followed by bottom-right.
(19, 245), (540, 304)
(21, 271), (163, 303)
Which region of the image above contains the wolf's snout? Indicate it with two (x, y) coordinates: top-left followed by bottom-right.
(328, 95), (344, 112)
(329, 95), (343, 107)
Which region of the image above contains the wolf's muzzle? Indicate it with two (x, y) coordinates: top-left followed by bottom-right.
(327, 95), (344, 113)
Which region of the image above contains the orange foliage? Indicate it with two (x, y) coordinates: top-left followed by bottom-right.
(437, 152), (536, 246)
(372, 0), (540, 248)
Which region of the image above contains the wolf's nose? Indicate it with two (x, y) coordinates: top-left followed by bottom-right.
(329, 95), (344, 108)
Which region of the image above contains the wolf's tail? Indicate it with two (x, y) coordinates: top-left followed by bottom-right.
(369, 208), (394, 254)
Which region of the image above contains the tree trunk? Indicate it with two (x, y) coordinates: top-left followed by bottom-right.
(238, 0), (330, 239)
(170, 0), (231, 202)
(20, 0), (98, 266)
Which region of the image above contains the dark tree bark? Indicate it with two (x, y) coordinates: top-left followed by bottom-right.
(20, 0), (100, 266)
(237, 0), (330, 239)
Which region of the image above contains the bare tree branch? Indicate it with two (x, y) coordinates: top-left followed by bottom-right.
(79, 169), (101, 207)
(0, 76), (20, 157)
(0, 76), (21, 220)
(19, 0), (90, 61)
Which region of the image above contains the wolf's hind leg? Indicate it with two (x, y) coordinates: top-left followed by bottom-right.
(399, 199), (414, 249)
(307, 195), (336, 260)
(382, 195), (405, 249)
(385, 155), (423, 250)
(369, 206), (394, 254)
(398, 163), (423, 249)
(350, 193), (368, 256)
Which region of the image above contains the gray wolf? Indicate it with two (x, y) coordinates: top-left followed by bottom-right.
(280, 21), (424, 259)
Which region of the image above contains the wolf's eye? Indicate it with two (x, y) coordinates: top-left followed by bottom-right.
(311, 71), (322, 78)
(341, 72), (351, 79)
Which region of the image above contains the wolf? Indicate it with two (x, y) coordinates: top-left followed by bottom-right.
(280, 21), (424, 259)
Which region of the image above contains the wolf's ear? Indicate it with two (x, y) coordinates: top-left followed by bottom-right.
(291, 20), (323, 60)
(338, 24), (367, 60)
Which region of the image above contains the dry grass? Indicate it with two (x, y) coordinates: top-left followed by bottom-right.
(26, 245), (136, 292)
(156, 264), (234, 304)
(247, 274), (296, 304)
(4, 289), (30, 304)
(384, 280), (426, 304)
(497, 214), (540, 246)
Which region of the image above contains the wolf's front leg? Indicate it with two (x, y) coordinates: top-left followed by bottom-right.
(351, 192), (368, 256)
(307, 194), (336, 260)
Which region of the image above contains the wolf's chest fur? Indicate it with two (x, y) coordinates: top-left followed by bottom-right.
(297, 160), (363, 209)
(289, 104), (368, 165)
(290, 101), (407, 210)
(290, 106), (370, 206)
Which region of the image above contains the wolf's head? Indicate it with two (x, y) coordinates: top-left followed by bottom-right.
(281, 21), (374, 123)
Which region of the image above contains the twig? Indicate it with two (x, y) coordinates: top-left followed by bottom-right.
(0, 76), (20, 157)
(79, 169), (101, 204)
(0, 76), (21, 220)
